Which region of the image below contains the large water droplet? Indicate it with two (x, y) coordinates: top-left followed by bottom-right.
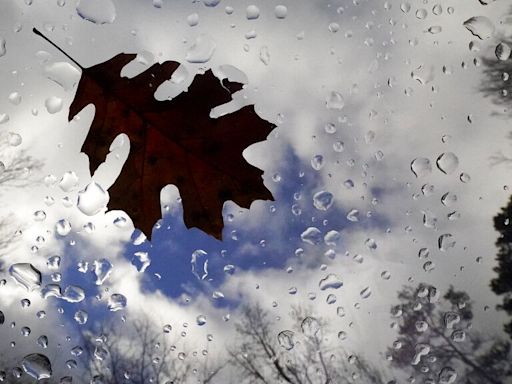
(62, 285), (85, 303)
(44, 62), (81, 91)
(301, 227), (322, 245)
(463, 16), (495, 40)
(44, 96), (63, 114)
(108, 293), (127, 311)
(186, 34), (216, 63)
(319, 273), (343, 290)
(76, 0), (116, 24)
(326, 91), (345, 110)
(55, 219), (71, 236)
(22, 354), (52, 380)
(277, 330), (294, 350)
(313, 191), (334, 211)
(411, 158), (432, 178)
(246, 5), (260, 19)
(301, 317), (320, 336)
(436, 152), (459, 174)
(274, 5), (287, 19)
(438, 234), (456, 251)
(77, 182), (109, 216)
(9, 263), (41, 291)
(93, 259), (113, 285)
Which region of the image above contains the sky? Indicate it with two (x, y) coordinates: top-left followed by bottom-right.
(0, 0), (512, 382)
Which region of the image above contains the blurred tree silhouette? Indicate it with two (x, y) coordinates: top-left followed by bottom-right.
(82, 317), (225, 384)
(228, 303), (385, 384)
(388, 284), (511, 384)
(492, 196), (512, 339)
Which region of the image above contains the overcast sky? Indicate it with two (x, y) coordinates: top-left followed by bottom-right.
(1, 0), (512, 382)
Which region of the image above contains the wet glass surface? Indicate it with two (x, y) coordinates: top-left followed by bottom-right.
(1, 0), (512, 383)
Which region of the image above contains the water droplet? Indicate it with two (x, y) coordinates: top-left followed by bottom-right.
(163, 324), (172, 333)
(301, 317), (320, 336)
(301, 227), (322, 245)
(326, 91), (345, 110)
(439, 367), (457, 384)
(360, 286), (371, 299)
(74, 310), (88, 325)
(44, 62), (81, 91)
(436, 152), (459, 174)
(313, 191), (334, 211)
(0, 113), (9, 124)
(47, 255), (61, 270)
(22, 354), (52, 380)
(381, 270), (391, 280)
(37, 335), (48, 348)
(274, 5), (287, 19)
(8, 92), (21, 105)
(44, 96), (63, 114)
(416, 8), (427, 19)
(108, 293), (127, 311)
(441, 192), (457, 206)
(365, 238), (377, 250)
(259, 46), (270, 65)
(311, 155), (324, 170)
(463, 16), (495, 40)
(277, 330), (294, 350)
(59, 171), (79, 192)
(438, 234), (456, 251)
(324, 230), (340, 246)
(411, 158), (432, 178)
(319, 273), (343, 290)
(346, 209), (359, 222)
(459, 173), (471, 183)
(186, 34), (216, 63)
(246, 5), (260, 20)
(203, 0), (220, 6)
(0, 37), (6, 57)
(8, 132), (22, 146)
(77, 182), (109, 215)
(55, 219), (71, 236)
(191, 250), (208, 280)
(196, 315), (206, 326)
(495, 42), (512, 61)
(76, 0), (116, 24)
(400, 3), (411, 13)
(9, 263), (41, 291)
(63, 285), (85, 303)
(93, 259), (113, 285)
(432, 4), (443, 15)
(187, 13), (199, 27)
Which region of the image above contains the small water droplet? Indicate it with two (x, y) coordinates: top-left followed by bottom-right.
(495, 42), (512, 61)
(313, 191), (334, 211)
(326, 91), (345, 110)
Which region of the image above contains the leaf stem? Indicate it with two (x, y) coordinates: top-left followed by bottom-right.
(32, 28), (84, 70)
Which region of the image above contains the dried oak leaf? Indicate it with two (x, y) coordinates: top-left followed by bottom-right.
(68, 53), (274, 239)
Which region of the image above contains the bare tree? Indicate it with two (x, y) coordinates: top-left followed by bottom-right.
(388, 284), (512, 384)
(228, 303), (385, 384)
(81, 316), (225, 384)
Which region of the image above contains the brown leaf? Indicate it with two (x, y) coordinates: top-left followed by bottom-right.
(35, 29), (274, 240)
